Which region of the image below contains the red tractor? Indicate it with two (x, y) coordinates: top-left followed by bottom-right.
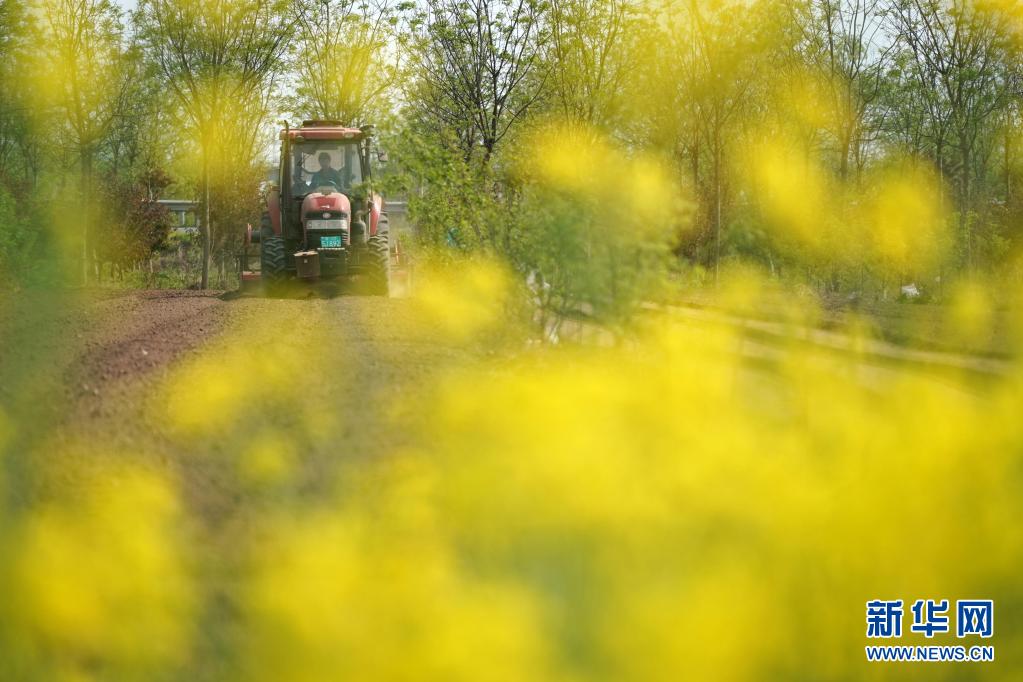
(243, 120), (390, 295)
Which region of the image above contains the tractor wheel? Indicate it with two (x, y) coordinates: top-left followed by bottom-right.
(363, 228), (390, 296)
(260, 225), (287, 296)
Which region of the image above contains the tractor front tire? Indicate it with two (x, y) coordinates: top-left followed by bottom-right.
(363, 231), (390, 296)
(260, 228), (287, 296)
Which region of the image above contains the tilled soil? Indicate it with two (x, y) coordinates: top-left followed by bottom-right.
(0, 288), (498, 678)
(0, 288), (482, 513)
(1, 290), (228, 410)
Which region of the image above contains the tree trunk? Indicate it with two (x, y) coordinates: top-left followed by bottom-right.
(713, 129), (723, 288)
(690, 129), (700, 186)
(202, 157), (211, 290)
(80, 148), (92, 286)
(1005, 126), (1012, 205)
(960, 138), (972, 272)
(839, 127), (850, 181)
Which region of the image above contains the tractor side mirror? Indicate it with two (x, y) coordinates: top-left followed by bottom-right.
(376, 150), (389, 164)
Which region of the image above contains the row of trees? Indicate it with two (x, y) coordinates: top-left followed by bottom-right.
(0, 0), (366, 287)
(1, 0), (1022, 306)
(1, 0), (166, 284)
(395, 0), (1023, 316)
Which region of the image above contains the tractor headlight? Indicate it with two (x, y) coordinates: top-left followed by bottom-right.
(307, 218), (349, 232)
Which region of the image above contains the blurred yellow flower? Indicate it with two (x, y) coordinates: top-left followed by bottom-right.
(7, 471), (194, 674)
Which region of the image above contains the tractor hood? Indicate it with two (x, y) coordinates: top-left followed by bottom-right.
(301, 191), (351, 220)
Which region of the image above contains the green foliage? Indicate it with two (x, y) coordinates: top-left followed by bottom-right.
(0, 185), (39, 285)
(389, 126), (499, 258)
(511, 186), (672, 333)
(98, 169), (175, 273)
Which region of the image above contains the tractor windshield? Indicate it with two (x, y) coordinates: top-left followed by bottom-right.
(290, 141), (363, 196)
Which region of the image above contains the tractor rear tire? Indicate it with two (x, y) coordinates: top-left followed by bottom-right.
(260, 227), (287, 296)
(363, 229), (390, 296)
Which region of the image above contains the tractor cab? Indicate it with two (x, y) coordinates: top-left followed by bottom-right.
(280, 121), (374, 207)
(287, 137), (364, 197)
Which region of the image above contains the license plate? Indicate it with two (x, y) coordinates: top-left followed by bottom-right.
(320, 235), (343, 248)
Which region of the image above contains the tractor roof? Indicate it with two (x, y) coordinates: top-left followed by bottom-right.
(283, 121), (372, 141)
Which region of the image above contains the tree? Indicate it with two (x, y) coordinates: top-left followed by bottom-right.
(794, 0), (893, 180)
(292, 0), (397, 124)
(0, 0), (36, 186)
(658, 0), (779, 281)
(35, 0), (134, 283)
(887, 0), (1014, 270)
(101, 52), (176, 186)
(545, 0), (635, 129)
(139, 0), (292, 289)
(98, 167), (174, 279)
(403, 0), (548, 163)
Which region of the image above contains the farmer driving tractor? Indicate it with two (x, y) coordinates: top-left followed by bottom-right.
(310, 151), (344, 190)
